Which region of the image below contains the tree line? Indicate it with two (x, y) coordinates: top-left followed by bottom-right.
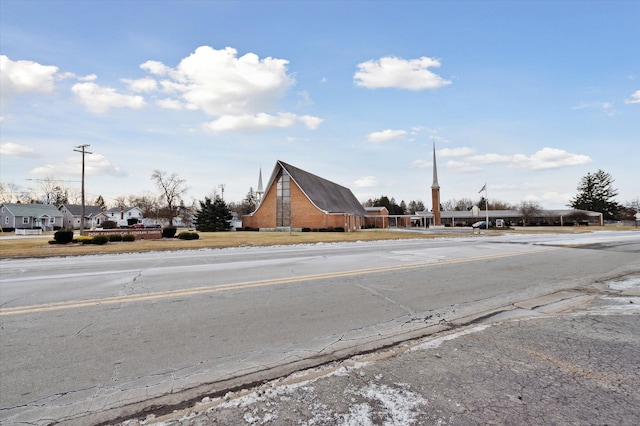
(1, 169), (638, 230)
(361, 169), (637, 223)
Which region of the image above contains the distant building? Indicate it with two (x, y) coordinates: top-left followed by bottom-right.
(242, 161), (367, 231)
(96, 206), (144, 228)
(419, 209), (604, 227)
(1, 203), (63, 231)
(58, 204), (104, 230)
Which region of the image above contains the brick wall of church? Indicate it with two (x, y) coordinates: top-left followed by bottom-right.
(242, 180), (363, 231)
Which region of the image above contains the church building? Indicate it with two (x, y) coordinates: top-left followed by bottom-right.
(242, 161), (367, 231)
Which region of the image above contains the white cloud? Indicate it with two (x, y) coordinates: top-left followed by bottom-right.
(465, 147), (591, 170)
(57, 72), (97, 82)
(624, 90), (640, 104)
(156, 98), (184, 110)
(140, 60), (170, 76)
(204, 112), (322, 132)
(298, 115), (323, 129)
(0, 55), (58, 99)
(353, 176), (378, 188)
(0, 142), (42, 158)
(465, 153), (513, 165)
(522, 147), (592, 170)
(410, 159), (430, 169)
(572, 101), (616, 115)
(137, 46), (320, 133)
(148, 46), (295, 117)
(30, 153), (127, 177)
(354, 56), (451, 90)
(445, 160), (482, 173)
(438, 147), (474, 157)
(122, 77), (158, 93)
(367, 129), (407, 143)
(297, 90), (313, 106)
(71, 82), (147, 114)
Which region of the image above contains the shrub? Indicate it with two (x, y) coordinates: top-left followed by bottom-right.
(109, 234), (123, 242)
(162, 227), (177, 238)
(92, 235), (109, 245)
(301, 227), (311, 232)
(48, 240), (57, 245)
(77, 236), (94, 244)
(177, 232), (199, 240)
(333, 227), (345, 232)
(54, 230), (74, 244)
(122, 234), (136, 242)
(102, 220), (117, 229)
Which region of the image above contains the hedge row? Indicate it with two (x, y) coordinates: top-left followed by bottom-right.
(177, 232), (200, 240)
(49, 232), (137, 245)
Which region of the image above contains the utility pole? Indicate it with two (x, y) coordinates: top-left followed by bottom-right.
(219, 184), (226, 201)
(74, 144), (93, 235)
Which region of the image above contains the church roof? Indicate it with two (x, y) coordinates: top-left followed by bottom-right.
(265, 161), (367, 216)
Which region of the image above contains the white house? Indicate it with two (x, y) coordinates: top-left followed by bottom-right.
(96, 206), (144, 228)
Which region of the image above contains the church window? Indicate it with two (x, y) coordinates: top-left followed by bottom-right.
(276, 170), (290, 226)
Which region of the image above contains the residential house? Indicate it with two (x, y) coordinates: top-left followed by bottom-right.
(1, 203), (64, 231)
(58, 204), (105, 230)
(95, 206), (145, 228)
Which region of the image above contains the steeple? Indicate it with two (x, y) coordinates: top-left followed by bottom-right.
(256, 166), (264, 201)
(431, 142), (440, 189)
(430, 141), (441, 226)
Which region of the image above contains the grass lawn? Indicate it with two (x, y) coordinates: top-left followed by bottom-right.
(0, 226), (634, 259)
(0, 229), (445, 259)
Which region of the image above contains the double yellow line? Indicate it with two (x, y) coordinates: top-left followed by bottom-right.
(0, 247), (557, 316)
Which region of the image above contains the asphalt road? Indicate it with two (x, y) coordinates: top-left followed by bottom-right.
(1, 231), (639, 425)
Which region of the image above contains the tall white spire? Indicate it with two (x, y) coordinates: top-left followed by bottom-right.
(257, 166), (264, 200)
(431, 141), (440, 189)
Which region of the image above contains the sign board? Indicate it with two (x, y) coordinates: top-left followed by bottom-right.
(471, 206), (481, 217)
(635, 212), (640, 220)
(85, 229), (162, 240)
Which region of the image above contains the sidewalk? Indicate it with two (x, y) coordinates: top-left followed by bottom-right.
(122, 277), (640, 426)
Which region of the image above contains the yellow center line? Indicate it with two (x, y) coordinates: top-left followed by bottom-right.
(0, 247), (559, 316)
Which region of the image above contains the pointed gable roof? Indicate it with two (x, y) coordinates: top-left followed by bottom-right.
(59, 204), (104, 217)
(265, 161), (367, 216)
(1, 203), (63, 218)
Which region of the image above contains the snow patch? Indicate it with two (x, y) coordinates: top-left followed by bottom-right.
(340, 382), (428, 425)
(410, 324), (490, 351)
(608, 276), (640, 291)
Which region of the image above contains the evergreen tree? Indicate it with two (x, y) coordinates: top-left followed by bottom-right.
(194, 196), (232, 231)
(569, 169), (620, 220)
(95, 195), (107, 211)
(373, 196), (404, 215)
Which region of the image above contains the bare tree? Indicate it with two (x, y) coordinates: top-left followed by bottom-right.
(112, 195), (127, 209)
(0, 182), (21, 203)
(441, 198), (476, 211)
(128, 192), (160, 218)
(151, 170), (189, 226)
(34, 176), (71, 205)
(518, 201), (542, 226)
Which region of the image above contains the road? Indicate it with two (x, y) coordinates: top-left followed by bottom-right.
(1, 231), (639, 425)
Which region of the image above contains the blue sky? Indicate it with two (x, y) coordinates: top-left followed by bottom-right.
(1, 0), (638, 210)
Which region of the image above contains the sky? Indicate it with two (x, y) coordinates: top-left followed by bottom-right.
(1, 0), (638, 210)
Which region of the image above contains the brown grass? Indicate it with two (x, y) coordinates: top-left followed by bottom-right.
(1, 226), (634, 259)
(0, 230), (442, 259)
